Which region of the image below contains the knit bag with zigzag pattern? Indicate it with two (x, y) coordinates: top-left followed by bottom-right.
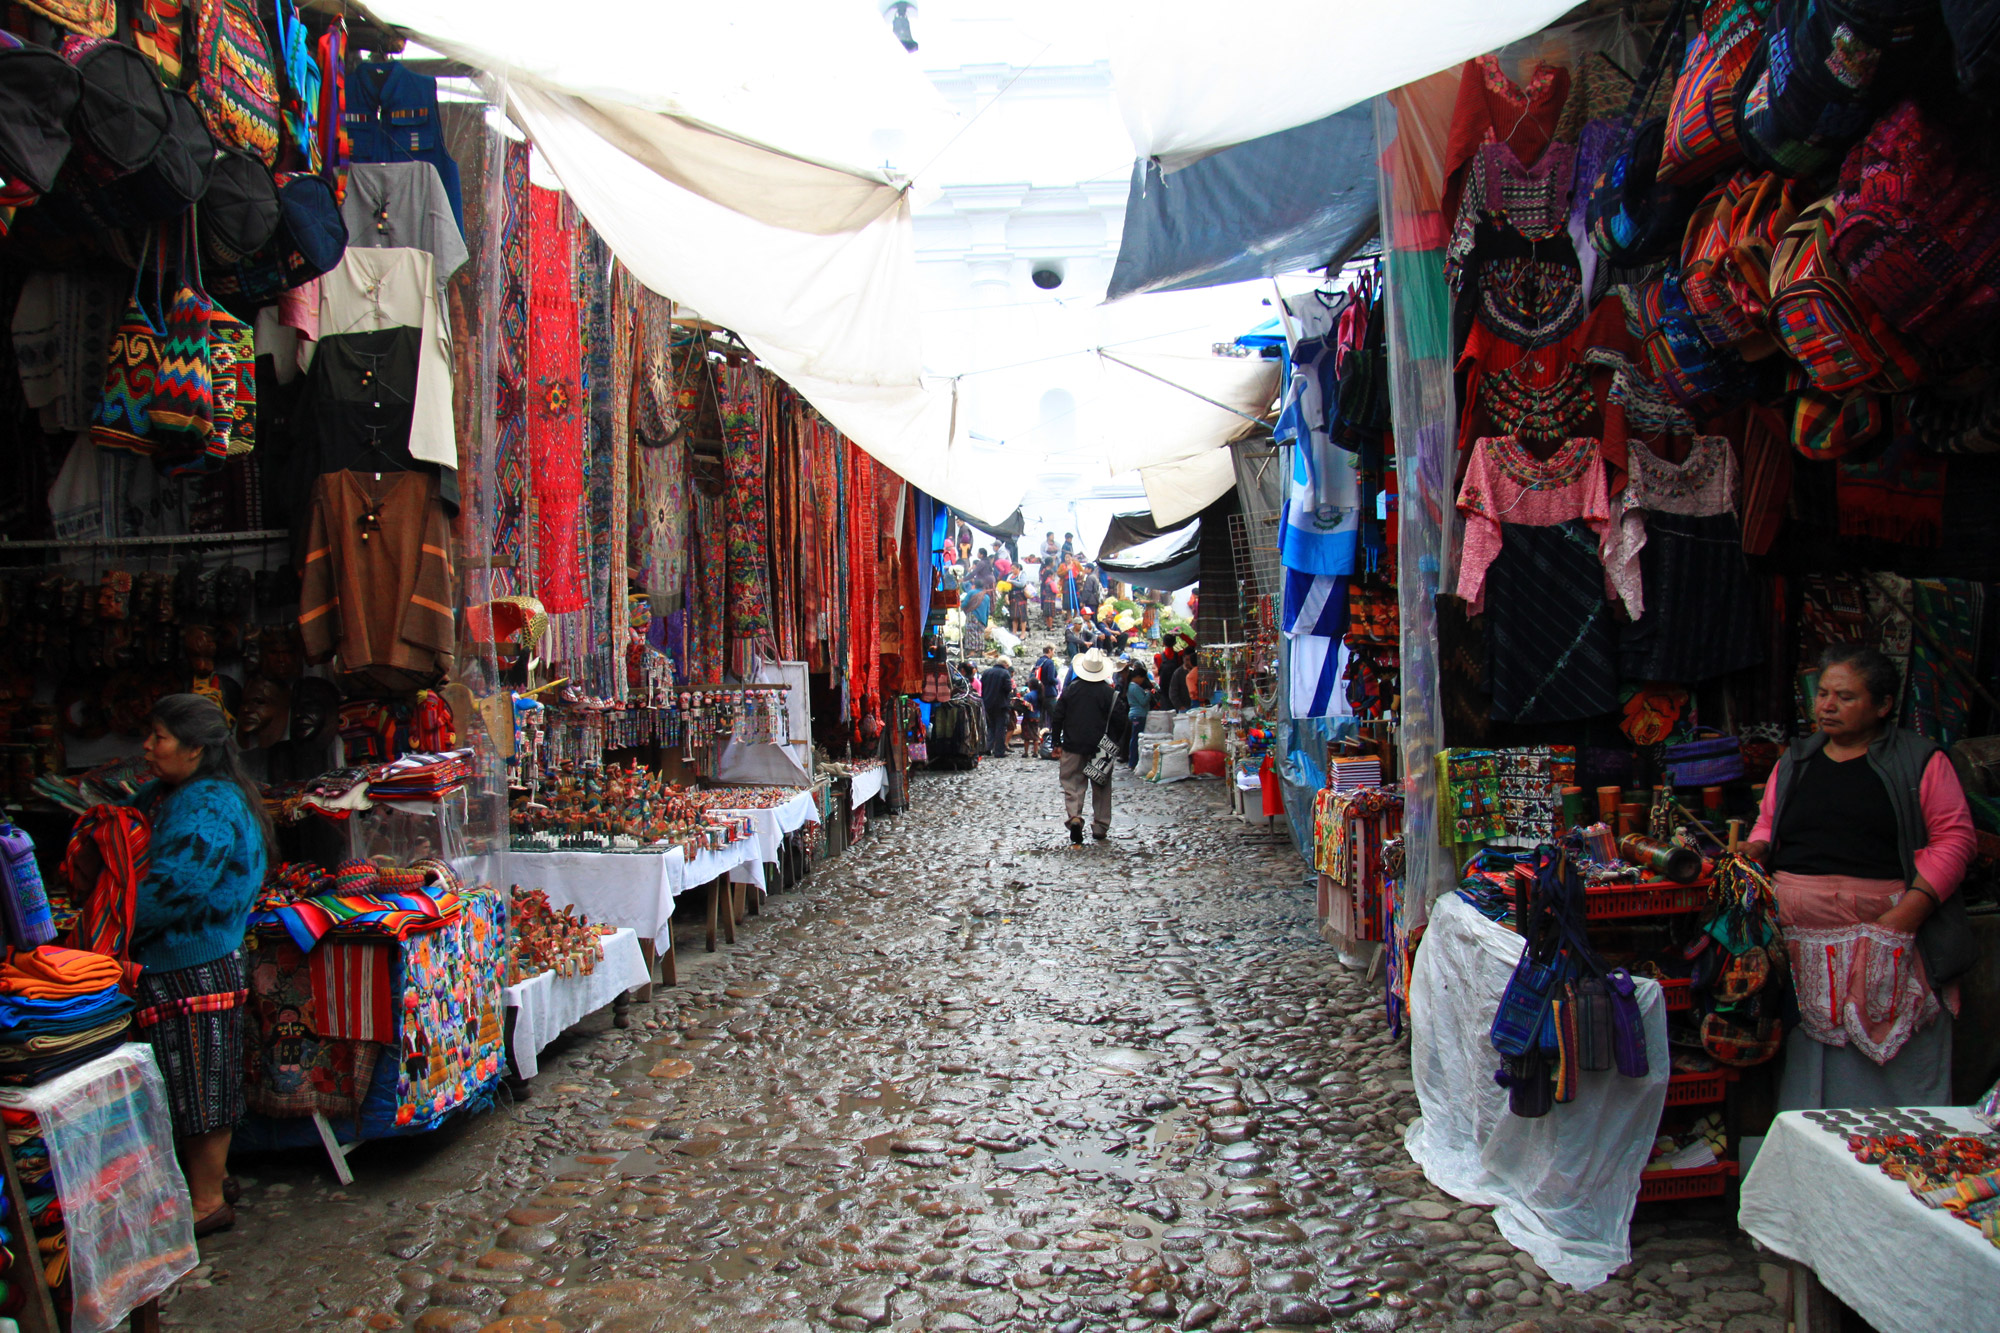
(91, 288), (165, 455)
(149, 267), (214, 448)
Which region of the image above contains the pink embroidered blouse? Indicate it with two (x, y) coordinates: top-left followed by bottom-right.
(1456, 435), (1637, 616)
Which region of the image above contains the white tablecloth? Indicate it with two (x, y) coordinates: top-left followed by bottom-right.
(502, 928), (651, 1079)
(711, 788), (819, 868)
(488, 849), (679, 942)
(1741, 1105), (1999, 1333)
(671, 837), (765, 892)
(848, 766), (886, 806)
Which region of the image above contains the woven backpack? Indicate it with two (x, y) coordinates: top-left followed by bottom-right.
(1658, 0), (1769, 184)
(192, 0), (279, 167)
(1831, 99), (2000, 356)
(1682, 169), (1784, 356)
(1770, 195), (1926, 394)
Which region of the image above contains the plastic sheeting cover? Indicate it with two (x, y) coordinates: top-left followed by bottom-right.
(0, 1044), (198, 1333)
(1405, 894), (1669, 1289)
(1107, 105), (1380, 300)
(369, 0), (952, 186)
(1113, 0), (1582, 169)
(507, 84), (1028, 524)
(1140, 448), (1239, 527)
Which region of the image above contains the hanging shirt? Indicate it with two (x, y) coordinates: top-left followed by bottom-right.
(1607, 433), (1739, 617)
(316, 247), (456, 471)
(281, 327), (462, 525)
(1276, 294), (1361, 577)
(340, 161), (468, 285)
(343, 60), (464, 230)
(298, 470), (454, 690)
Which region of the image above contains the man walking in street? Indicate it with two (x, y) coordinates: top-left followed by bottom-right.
(1051, 648), (1126, 844)
(1030, 644), (1061, 758)
(980, 654), (1014, 759)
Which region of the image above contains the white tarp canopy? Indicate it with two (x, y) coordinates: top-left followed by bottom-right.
(365, 0), (1031, 523)
(1112, 0), (1581, 169)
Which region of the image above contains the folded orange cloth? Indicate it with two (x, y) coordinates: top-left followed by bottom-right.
(0, 946), (125, 998)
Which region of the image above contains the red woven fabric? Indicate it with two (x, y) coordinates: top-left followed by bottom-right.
(527, 186), (585, 614)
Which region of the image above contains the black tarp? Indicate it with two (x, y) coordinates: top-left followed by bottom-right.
(1107, 104), (1380, 301)
(1096, 510), (1189, 557)
(950, 505), (1025, 542)
(1097, 512), (1202, 592)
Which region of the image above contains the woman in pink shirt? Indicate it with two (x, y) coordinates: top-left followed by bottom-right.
(1742, 644), (1977, 1111)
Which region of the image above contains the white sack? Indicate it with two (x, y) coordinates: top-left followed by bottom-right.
(1404, 892), (1670, 1290)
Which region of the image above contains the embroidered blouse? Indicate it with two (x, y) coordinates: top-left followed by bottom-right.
(1456, 435), (1634, 616)
(1446, 140), (1578, 290)
(1608, 433), (1740, 617)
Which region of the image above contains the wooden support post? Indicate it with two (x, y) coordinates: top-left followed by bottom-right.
(312, 1112), (358, 1186)
(705, 877), (719, 952)
(129, 1298), (162, 1332)
(634, 939), (658, 1004)
(723, 877), (738, 944)
(0, 1134), (60, 1333)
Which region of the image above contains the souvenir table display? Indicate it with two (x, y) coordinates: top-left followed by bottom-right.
(1743, 1105), (2000, 1333)
(507, 762), (754, 853)
(507, 885), (605, 984)
(513, 685), (794, 784)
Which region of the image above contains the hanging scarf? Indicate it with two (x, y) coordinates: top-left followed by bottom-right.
(606, 265), (634, 702)
(1905, 578), (1982, 745)
(844, 442), (881, 723)
(578, 227), (617, 696)
(526, 185), (585, 613)
(717, 358), (774, 677)
(692, 488), (726, 686)
(62, 804), (149, 994)
(486, 139), (533, 600)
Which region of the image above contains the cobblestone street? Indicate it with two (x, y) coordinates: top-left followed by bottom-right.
(166, 758), (1778, 1333)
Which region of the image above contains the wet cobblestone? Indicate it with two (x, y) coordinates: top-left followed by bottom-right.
(164, 756), (1766, 1332)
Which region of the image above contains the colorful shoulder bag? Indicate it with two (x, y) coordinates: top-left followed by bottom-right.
(1769, 195), (1927, 395)
(192, 0), (280, 167)
(1588, 0), (1706, 267)
(91, 231), (167, 456)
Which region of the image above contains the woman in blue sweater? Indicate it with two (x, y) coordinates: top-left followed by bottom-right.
(133, 694), (271, 1236)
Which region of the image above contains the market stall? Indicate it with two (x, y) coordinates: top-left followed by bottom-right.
(1741, 1105), (2000, 1333)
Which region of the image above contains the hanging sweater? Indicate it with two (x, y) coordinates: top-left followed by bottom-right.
(132, 777), (266, 973)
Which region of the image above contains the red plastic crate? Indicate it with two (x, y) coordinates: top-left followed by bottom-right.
(1507, 866), (1711, 919)
(1659, 977), (1692, 1011)
(1637, 1159), (1738, 1202)
(1665, 1067), (1738, 1107)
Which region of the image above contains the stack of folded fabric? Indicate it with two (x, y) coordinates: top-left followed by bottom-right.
(250, 858), (465, 953)
(0, 947), (133, 1086)
(1328, 756), (1384, 793)
(366, 748), (474, 802)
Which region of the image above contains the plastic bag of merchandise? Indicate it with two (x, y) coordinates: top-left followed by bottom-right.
(0, 1044), (197, 1332)
(1149, 741), (1192, 783)
(1145, 709), (1175, 736)
(1404, 895), (1669, 1290)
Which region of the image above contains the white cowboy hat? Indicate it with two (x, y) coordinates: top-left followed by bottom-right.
(1072, 649), (1112, 682)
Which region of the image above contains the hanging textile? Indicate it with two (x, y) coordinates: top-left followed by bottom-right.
(799, 407), (837, 674)
(628, 291), (688, 605)
(606, 266), (633, 702)
(845, 442), (881, 722)
(717, 359), (774, 677)
(692, 488), (726, 687)
(578, 228), (616, 696)
(526, 185), (585, 614)
(763, 379), (802, 662)
(1905, 579), (1983, 746)
(491, 139), (531, 599)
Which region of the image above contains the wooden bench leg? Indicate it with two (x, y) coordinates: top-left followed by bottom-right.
(661, 924), (678, 986)
(129, 1297), (161, 1333)
(723, 878), (738, 944)
(706, 878), (719, 952)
